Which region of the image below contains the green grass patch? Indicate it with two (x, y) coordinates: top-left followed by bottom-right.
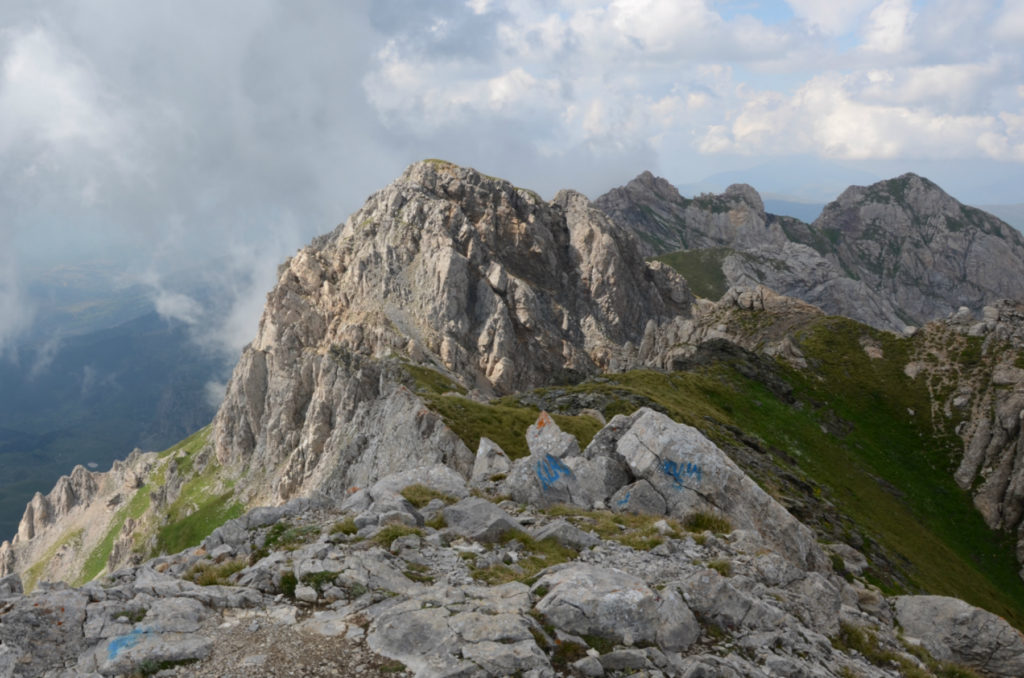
(404, 562), (435, 583)
(400, 484), (457, 508)
(654, 247), (731, 300)
(478, 319), (1024, 627)
(279, 571), (298, 598)
(152, 444), (244, 557)
(154, 492), (244, 557)
(423, 394), (602, 459)
(402, 363), (467, 395)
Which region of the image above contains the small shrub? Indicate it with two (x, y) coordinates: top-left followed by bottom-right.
(551, 640), (589, 671)
(425, 513), (447, 530)
(684, 512), (732, 534)
(300, 571), (339, 592)
(279, 571), (298, 598)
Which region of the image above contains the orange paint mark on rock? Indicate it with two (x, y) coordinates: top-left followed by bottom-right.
(348, 486), (361, 494)
(536, 411), (552, 428)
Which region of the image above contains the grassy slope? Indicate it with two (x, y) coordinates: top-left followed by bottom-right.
(419, 320), (1024, 628)
(654, 248), (731, 300)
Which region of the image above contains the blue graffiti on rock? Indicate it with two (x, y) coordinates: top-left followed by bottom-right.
(536, 454), (572, 490)
(661, 459), (702, 488)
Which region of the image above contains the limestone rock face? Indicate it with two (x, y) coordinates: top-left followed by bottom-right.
(211, 160), (692, 506)
(937, 301), (1024, 575)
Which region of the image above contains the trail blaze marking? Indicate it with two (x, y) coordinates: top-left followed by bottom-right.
(536, 454), (572, 490)
(661, 459), (702, 488)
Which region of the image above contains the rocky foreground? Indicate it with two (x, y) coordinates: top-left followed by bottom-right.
(4, 410), (1022, 678)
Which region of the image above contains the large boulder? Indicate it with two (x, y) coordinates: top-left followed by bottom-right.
(600, 409), (828, 571)
(533, 563), (699, 651)
(894, 595), (1024, 677)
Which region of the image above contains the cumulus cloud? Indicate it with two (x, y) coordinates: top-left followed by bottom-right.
(860, 0), (915, 54)
(698, 73), (1024, 161)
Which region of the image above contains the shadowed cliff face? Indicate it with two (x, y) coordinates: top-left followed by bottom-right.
(210, 160), (693, 505)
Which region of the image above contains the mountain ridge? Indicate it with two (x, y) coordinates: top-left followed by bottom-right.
(2, 160), (1024, 677)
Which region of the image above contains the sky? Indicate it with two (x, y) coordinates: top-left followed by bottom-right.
(1, 0), (1023, 363)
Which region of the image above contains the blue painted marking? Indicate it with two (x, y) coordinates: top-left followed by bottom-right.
(661, 459), (702, 488)
(617, 492), (631, 506)
(536, 454), (572, 490)
(107, 627), (151, 661)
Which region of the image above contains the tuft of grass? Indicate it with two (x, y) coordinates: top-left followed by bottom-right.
(400, 484), (457, 508)
(471, 530), (578, 585)
(372, 525), (423, 549)
(113, 607), (148, 624)
(380, 659), (407, 673)
(684, 512), (733, 535)
(263, 522), (321, 551)
(707, 559), (732, 577)
(330, 517), (358, 536)
(580, 634), (616, 655)
(186, 558), (246, 586)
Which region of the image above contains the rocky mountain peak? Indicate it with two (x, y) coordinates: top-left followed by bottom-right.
(723, 182), (765, 215)
(814, 173), (1024, 324)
